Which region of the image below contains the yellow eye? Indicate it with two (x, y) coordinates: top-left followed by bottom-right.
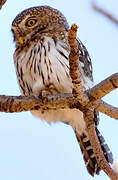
(26, 19), (37, 27)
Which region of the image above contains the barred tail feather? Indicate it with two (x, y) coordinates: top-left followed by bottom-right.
(75, 128), (113, 176)
(96, 128), (113, 164)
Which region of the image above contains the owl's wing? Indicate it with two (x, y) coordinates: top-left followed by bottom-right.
(77, 38), (93, 83)
(77, 38), (100, 125)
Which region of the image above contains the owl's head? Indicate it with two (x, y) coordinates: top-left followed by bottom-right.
(12, 6), (69, 47)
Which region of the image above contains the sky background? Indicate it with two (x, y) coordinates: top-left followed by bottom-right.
(0, 0), (118, 180)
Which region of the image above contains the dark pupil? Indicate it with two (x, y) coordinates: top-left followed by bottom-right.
(26, 19), (37, 27)
(30, 20), (34, 25)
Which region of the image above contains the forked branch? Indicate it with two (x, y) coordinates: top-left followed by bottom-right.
(68, 24), (118, 180)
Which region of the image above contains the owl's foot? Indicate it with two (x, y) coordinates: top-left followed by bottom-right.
(38, 84), (59, 97)
(39, 89), (52, 97)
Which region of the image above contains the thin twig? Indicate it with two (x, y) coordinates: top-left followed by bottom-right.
(0, 0), (6, 9)
(92, 1), (118, 26)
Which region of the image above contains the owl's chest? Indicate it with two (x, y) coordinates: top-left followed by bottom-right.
(14, 37), (73, 95)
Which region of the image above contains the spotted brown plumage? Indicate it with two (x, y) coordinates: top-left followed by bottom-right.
(12, 5), (113, 176)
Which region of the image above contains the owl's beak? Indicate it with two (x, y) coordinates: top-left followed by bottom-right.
(18, 37), (25, 44)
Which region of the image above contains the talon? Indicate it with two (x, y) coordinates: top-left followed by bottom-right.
(41, 90), (51, 97)
(38, 89), (52, 97)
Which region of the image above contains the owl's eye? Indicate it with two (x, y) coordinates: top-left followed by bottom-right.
(25, 19), (37, 27)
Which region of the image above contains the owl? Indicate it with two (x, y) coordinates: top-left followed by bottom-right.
(11, 6), (113, 176)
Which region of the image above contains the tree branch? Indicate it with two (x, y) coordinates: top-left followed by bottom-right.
(0, 0), (6, 9)
(88, 73), (118, 101)
(92, 1), (118, 26)
(0, 72), (118, 113)
(0, 94), (79, 113)
(68, 25), (118, 180)
(84, 108), (118, 180)
(1, 94), (118, 121)
(68, 24), (89, 105)
(97, 101), (118, 120)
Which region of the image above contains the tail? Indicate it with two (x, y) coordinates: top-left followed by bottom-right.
(75, 128), (113, 176)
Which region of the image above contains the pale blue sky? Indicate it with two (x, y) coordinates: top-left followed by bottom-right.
(0, 0), (118, 180)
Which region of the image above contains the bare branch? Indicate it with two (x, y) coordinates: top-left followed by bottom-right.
(0, 94), (81, 113)
(68, 24), (118, 179)
(88, 73), (118, 101)
(84, 109), (118, 180)
(97, 100), (118, 120)
(68, 24), (89, 105)
(0, 0), (6, 9)
(92, 1), (118, 26)
(1, 73), (118, 115)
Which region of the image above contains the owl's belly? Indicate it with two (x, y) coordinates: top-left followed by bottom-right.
(31, 108), (86, 135)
